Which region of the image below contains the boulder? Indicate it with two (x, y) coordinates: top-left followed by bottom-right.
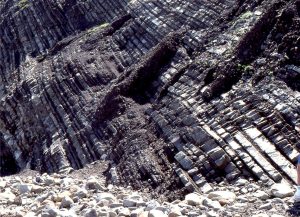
(185, 193), (204, 206)
(202, 198), (222, 210)
(136, 211), (149, 217)
(208, 191), (236, 205)
(148, 210), (167, 217)
(206, 210), (219, 217)
(86, 178), (106, 191)
(0, 191), (16, 204)
(168, 209), (182, 217)
(96, 192), (116, 203)
(74, 188), (88, 199)
(118, 208), (130, 216)
(234, 179), (248, 186)
(18, 184), (32, 194)
(41, 206), (60, 217)
(60, 196), (74, 208)
(253, 190), (269, 200)
(123, 198), (138, 207)
(130, 208), (144, 217)
(32, 185), (45, 194)
(146, 200), (160, 211)
(270, 183), (293, 198)
(0, 181), (7, 188)
(84, 209), (97, 217)
(108, 211), (117, 217)
(52, 191), (72, 202)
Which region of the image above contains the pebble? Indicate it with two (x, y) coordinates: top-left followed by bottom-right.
(236, 195), (248, 203)
(259, 202), (272, 210)
(228, 202), (247, 211)
(208, 191), (236, 205)
(0, 173), (294, 217)
(252, 214), (269, 217)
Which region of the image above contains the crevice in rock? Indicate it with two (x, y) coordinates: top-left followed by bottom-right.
(0, 141), (20, 176)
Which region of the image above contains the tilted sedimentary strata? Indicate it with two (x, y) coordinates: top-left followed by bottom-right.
(0, 0), (300, 199)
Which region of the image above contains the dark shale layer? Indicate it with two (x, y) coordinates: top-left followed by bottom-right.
(1, 0), (300, 200)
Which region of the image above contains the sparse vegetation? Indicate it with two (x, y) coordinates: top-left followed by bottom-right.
(87, 22), (110, 34)
(18, 0), (29, 10)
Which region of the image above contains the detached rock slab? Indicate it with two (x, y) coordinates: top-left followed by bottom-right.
(270, 183), (293, 198)
(208, 191), (236, 205)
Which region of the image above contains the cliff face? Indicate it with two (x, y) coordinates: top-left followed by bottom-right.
(1, 0), (300, 199)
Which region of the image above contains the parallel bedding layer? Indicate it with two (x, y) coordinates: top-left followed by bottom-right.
(0, 0), (300, 199)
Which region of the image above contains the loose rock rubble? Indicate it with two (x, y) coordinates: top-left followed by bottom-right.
(0, 170), (296, 217)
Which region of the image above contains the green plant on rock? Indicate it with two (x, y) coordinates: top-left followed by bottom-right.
(87, 22), (110, 34)
(237, 63), (254, 77)
(18, 0), (29, 10)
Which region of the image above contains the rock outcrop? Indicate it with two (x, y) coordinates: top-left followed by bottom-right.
(0, 0), (300, 200)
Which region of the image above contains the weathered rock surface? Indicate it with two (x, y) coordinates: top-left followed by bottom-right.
(0, 0), (300, 204)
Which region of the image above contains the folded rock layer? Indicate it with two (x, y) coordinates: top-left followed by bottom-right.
(0, 0), (300, 199)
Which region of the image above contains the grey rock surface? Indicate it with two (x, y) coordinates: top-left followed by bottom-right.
(0, 0), (299, 208)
